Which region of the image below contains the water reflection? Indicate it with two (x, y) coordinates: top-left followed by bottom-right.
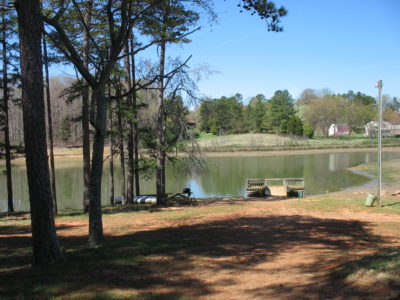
(1, 151), (399, 212)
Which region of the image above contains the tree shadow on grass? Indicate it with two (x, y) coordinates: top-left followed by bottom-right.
(0, 211), (30, 220)
(383, 201), (400, 207)
(0, 214), (393, 299)
(0, 224), (81, 270)
(257, 246), (400, 299)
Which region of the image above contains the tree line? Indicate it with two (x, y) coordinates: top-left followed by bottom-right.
(197, 88), (400, 138)
(0, 0), (288, 265)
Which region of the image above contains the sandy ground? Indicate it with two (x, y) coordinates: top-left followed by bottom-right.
(51, 198), (400, 299)
(1, 190), (400, 298)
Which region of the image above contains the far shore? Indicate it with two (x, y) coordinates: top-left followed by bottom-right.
(200, 147), (400, 157)
(1, 146), (400, 166)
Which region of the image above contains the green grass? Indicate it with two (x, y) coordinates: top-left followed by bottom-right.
(292, 196), (365, 213)
(337, 247), (400, 283)
(292, 195), (400, 214)
(198, 132), (215, 139)
(0, 234), (180, 299)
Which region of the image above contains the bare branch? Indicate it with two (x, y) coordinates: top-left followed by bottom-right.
(42, 15), (96, 87)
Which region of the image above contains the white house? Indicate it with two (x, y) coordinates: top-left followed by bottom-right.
(328, 123), (350, 137)
(364, 121), (400, 137)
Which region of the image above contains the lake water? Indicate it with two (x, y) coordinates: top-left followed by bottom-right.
(1, 151), (399, 212)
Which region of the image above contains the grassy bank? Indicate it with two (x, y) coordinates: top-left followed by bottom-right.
(195, 133), (400, 152)
(351, 158), (400, 185)
(2, 134), (399, 165)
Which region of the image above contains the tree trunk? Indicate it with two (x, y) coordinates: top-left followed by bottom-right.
(15, 0), (62, 265)
(156, 41), (166, 204)
(88, 85), (107, 246)
(82, 0), (93, 213)
(124, 41), (134, 203)
(109, 102), (115, 206)
(42, 33), (58, 216)
(130, 37), (140, 196)
(161, 110), (167, 200)
(2, 7), (14, 213)
(116, 88), (126, 202)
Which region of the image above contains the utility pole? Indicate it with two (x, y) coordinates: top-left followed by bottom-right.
(375, 80), (383, 207)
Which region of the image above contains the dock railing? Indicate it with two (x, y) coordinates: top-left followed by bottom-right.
(246, 178), (305, 191)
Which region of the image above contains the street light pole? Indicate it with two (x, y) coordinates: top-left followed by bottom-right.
(375, 80), (383, 207)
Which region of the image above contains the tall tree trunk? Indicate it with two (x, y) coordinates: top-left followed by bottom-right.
(130, 37), (140, 196)
(124, 41), (134, 203)
(88, 85), (107, 246)
(156, 40), (166, 204)
(15, 0), (61, 265)
(82, 0), (93, 213)
(2, 6), (14, 213)
(42, 33), (58, 216)
(109, 102), (115, 206)
(116, 87), (125, 202)
(161, 110), (167, 200)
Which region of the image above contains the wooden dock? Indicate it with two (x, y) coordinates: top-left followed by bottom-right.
(246, 178), (305, 197)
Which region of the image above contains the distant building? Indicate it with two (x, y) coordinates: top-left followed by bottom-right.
(328, 123), (350, 136)
(186, 119), (196, 129)
(364, 121), (400, 137)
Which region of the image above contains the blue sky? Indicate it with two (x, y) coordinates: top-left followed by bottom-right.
(144, 0), (400, 102)
(50, 1), (400, 103)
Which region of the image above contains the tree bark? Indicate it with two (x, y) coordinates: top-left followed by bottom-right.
(156, 40), (166, 204)
(82, 0), (93, 213)
(116, 87), (126, 202)
(130, 37), (140, 196)
(42, 33), (58, 216)
(2, 6), (14, 213)
(124, 41), (134, 203)
(15, 0), (61, 265)
(88, 85), (107, 246)
(109, 102), (115, 206)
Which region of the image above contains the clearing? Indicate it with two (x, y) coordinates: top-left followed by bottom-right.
(1, 195), (400, 299)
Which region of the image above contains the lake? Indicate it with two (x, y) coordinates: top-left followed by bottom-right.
(1, 151), (399, 212)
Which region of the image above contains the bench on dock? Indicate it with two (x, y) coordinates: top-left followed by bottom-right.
(246, 178), (305, 197)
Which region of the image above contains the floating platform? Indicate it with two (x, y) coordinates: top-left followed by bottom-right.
(246, 178), (305, 197)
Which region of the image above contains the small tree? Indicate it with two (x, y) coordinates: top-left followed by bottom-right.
(59, 117), (72, 143)
(287, 115), (303, 136)
(248, 94), (267, 132)
(295, 117), (304, 136)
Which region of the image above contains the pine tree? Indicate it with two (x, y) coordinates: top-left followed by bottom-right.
(15, 0), (62, 265)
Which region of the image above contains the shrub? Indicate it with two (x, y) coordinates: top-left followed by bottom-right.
(303, 124), (314, 139)
(190, 128), (200, 138)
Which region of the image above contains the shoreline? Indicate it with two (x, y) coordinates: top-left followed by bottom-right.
(2, 146), (399, 164)
(202, 147), (400, 157)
